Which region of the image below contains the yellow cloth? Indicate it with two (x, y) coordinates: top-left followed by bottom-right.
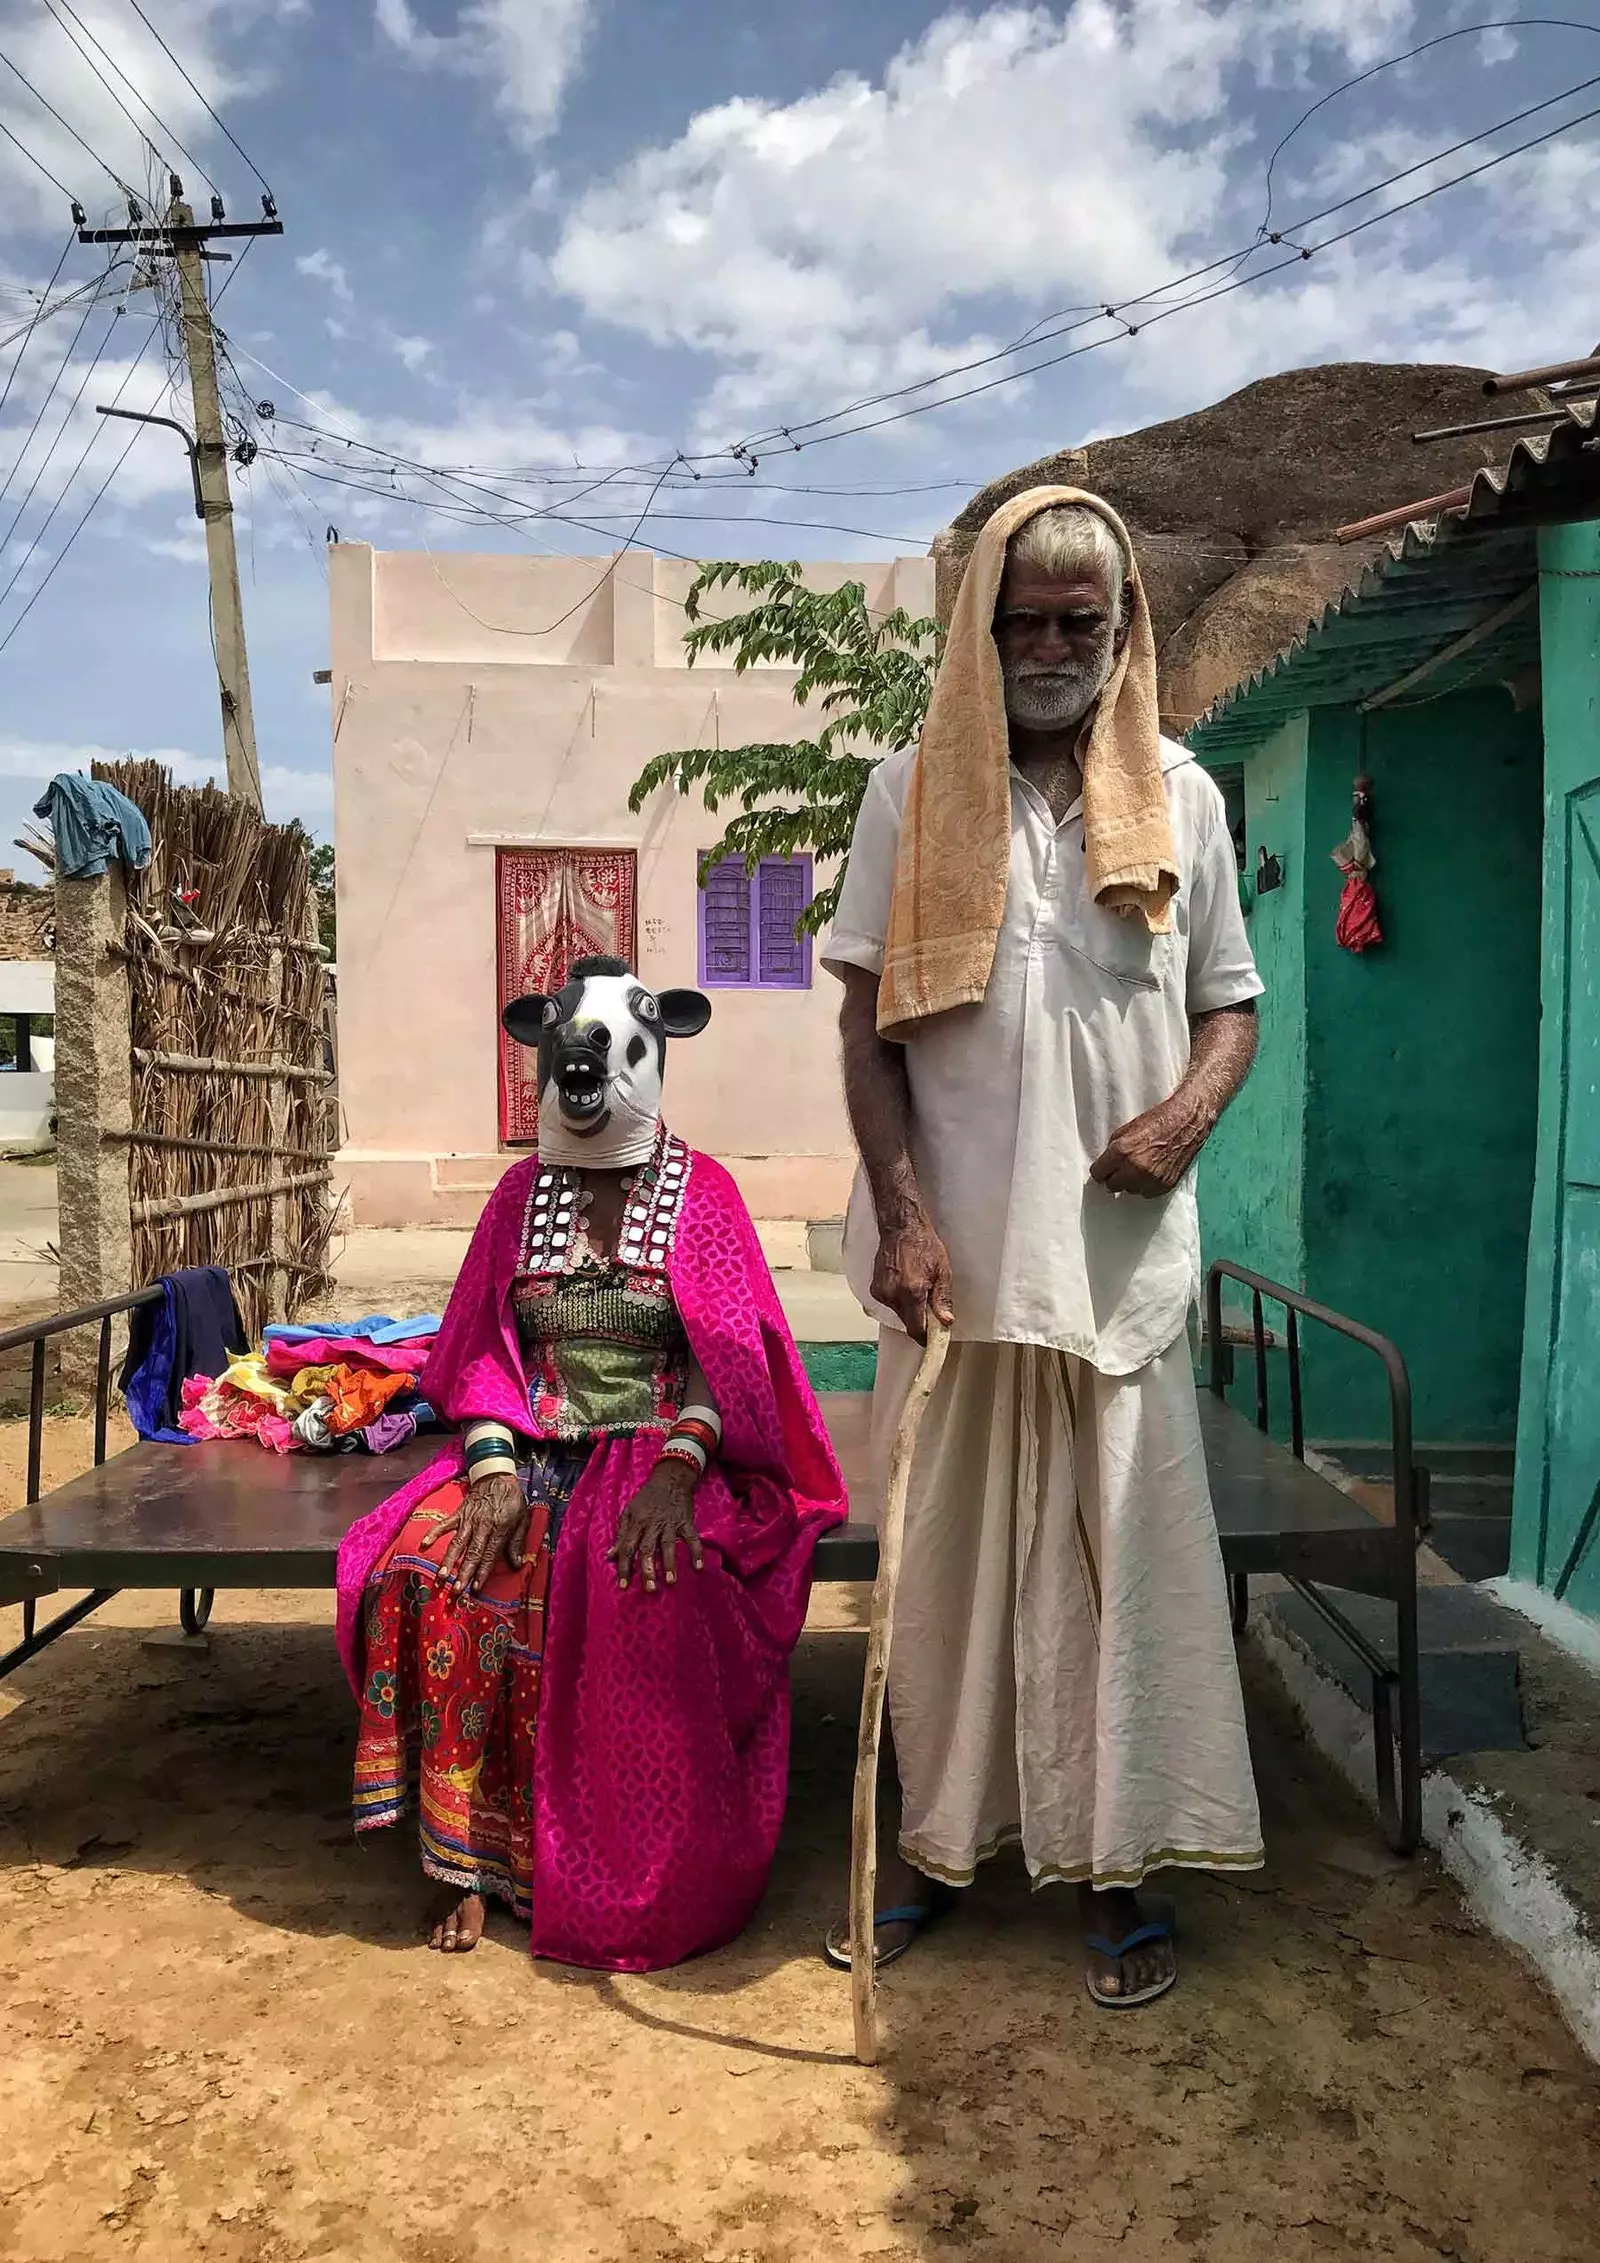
(220, 1354), (291, 1411)
(877, 485), (1179, 1041)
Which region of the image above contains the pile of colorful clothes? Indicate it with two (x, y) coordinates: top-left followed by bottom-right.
(179, 1315), (441, 1457)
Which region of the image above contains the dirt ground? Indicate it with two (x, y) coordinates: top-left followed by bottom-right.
(2, 1417), (1598, 2263)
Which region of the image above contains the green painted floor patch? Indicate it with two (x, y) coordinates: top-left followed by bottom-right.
(799, 1342), (878, 1394)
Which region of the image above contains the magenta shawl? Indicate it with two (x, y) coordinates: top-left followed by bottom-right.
(335, 1147), (847, 1970)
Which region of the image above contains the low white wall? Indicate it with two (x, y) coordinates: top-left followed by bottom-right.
(0, 1069), (54, 1146)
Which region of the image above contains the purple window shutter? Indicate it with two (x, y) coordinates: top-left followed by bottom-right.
(700, 857), (752, 984)
(757, 856), (812, 987)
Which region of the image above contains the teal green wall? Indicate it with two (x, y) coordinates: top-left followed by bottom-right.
(1199, 714), (1309, 1297)
(1512, 517), (1600, 1614)
(1300, 695), (1544, 1446)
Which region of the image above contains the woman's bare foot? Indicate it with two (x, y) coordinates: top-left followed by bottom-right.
(427, 1887), (486, 1953)
(1078, 1884), (1176, 2005)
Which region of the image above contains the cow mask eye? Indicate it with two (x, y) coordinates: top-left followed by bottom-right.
(637, 994), (659, 1024)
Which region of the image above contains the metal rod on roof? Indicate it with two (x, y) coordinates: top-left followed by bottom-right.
(1484, 352), (1600, 396)
(1335, 486), (1472, 544)
(1359, 586), (1538, 713)
(1412, 408), (1572, 445)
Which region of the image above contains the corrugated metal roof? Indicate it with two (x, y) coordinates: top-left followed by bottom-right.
(1187, 400), (1600, 758)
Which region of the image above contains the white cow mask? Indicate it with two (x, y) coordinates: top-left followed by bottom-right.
(501, 956), (712, 1170)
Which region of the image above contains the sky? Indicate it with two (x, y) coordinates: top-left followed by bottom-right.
(0, 0), (1597, 856)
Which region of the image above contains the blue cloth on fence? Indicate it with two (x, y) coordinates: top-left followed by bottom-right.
(120, 1267), (247, 1445)
(32, 773), (152, 880)
(262, 1313), (442, 1346)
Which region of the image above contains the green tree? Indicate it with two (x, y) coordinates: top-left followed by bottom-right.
(308, 839), (336, 960)
(628, 560), (940, 934)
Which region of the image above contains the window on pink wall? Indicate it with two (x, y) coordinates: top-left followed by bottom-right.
(697, 855), (813, 989)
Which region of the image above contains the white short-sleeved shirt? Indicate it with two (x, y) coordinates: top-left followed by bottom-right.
(822, 738), (1263, 1375)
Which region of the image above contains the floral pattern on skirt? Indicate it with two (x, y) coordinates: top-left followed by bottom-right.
(352, 1448), (584, 1920)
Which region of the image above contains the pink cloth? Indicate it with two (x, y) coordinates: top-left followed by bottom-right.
(335, 1148), (847, 1972)
(264, 1335), (430, 1380)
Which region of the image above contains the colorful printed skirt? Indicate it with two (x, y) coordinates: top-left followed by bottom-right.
(351, 1448), (586, 1920)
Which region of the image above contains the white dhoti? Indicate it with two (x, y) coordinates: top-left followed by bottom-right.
(874, 1329), (1263, 1890)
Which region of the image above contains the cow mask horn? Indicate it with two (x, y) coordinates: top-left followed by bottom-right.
(501, 955), (712, 1170)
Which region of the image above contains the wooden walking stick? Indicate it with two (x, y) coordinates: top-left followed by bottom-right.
(850, 1315), (950, 2066)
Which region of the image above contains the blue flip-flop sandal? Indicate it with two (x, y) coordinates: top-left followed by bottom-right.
(823, 1898), (946, 1971)
(1084, 1896), (1177, 2009)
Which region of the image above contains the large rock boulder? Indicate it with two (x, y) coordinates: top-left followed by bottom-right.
(932, 361), (1547, 732)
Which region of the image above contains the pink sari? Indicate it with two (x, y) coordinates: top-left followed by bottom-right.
(335, 1147), (846, 1970)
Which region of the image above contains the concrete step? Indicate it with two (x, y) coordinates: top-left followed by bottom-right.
(1265, 1582), (1527, 1761)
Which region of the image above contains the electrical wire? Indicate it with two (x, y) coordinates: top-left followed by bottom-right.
(38, 0), (221, 198)
(0, 230), (75, 423)
(0, 252), (120, 509)
(0, 300), (127, 557)
(729, 83), (1600, 458)
(0, 41), (135, 195)
(726, 66), (1600, 460)
(120, 0), (274, 196)
(0, 321), (161, 633)
(0, 367), (171, 656)
(0, 107), (79, 201)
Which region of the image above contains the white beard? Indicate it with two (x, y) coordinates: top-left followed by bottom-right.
(1002, 630), (1116, 730)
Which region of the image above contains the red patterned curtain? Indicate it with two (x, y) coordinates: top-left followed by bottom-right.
(496, 849), (638, 1144)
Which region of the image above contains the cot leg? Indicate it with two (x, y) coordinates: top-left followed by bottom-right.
(179, 1588), (215, 1636)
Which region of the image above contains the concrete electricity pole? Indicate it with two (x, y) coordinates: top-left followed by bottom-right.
(80, 181), (283, 812)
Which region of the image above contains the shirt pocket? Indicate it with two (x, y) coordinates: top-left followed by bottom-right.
(1062, 896), (1175, 992)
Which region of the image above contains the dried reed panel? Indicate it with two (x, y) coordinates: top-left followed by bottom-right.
(94, 760), (336, 1338)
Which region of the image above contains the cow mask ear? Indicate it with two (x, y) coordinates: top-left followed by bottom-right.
(501, 994), (560, 1050)
(656, 988), (712, 1038)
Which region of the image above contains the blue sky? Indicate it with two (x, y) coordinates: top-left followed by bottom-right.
(0, 0), (1597, 856)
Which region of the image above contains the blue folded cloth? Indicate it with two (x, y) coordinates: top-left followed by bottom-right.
(33, 773), (152, 880)
(263, 1313), (441, 1346)
(121, 1268), (247, 1445)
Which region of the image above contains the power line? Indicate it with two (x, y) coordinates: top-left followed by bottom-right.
(0, 322), (161, 633)
(0, 370), (168, 656)
(729, 65), (1600, 460)
(0, 230), (76, 422)
(734, 82), (1600, 458)
(0, 108), (79, 202)
(0, 301), (127, 559)
(0, 42), (133, 195)
(0, 255), (118, 509)
(120, 0), (273, 196)
(38, 0), (220, 198)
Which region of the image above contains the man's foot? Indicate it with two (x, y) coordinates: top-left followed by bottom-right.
(823, 1851), (953, 1968)
(1078, 1884), (1176, 2007)
(426, 1887), (486, 1953)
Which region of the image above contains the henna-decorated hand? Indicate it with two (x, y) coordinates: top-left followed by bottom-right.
(871, 1214), (955, 1345)
(1090, 1094), (1212, 1197)
(437, 1473), (530, 1599)
(608, 1460), (705, 1594)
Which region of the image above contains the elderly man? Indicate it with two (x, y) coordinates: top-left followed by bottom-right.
(821, 487), (1263, 2008)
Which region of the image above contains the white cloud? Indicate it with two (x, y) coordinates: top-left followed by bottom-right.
(297, 249), (354, 305)
(375, 0), (595, 146)
(0, 734), (331, 820)
(546, 0), (1600, 447)
(389, 332), (435, 372)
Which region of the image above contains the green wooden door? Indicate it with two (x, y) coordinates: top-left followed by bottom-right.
(1513, 518), (1600, 1615)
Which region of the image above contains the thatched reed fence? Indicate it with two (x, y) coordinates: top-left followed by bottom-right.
(32, 761), (335, 1343)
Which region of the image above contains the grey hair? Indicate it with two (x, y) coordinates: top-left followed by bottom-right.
(1007, 505), (1131, 623)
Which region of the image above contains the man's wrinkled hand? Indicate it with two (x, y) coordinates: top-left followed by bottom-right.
(609, 1461), (704, 1594)
(438, 1472), (530, 1599)
(1090, 1097), (1210, 1197)
(872, 1215), (955, 1346)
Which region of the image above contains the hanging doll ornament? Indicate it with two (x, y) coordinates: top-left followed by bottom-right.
(1332, 774), (1383, 954)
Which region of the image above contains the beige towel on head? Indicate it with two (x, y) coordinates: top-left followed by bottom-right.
(877, 485), (1178, 1041)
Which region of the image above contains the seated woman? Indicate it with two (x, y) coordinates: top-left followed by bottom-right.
(335, 958), (846, 1970)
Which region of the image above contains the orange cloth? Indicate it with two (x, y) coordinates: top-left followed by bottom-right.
(325, 1364), (412, 1437)
(877, 485), (1179, 1041)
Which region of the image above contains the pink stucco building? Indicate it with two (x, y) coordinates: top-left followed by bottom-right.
(329, 542), (934, 1229)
